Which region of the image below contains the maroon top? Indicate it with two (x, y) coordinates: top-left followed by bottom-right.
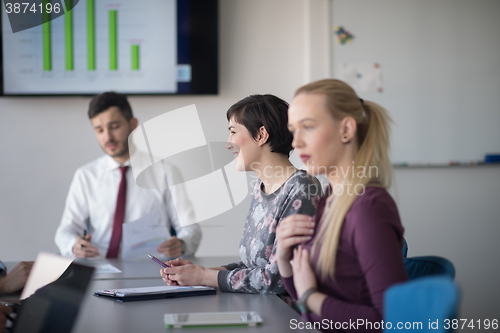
(282, 186), (407, 332)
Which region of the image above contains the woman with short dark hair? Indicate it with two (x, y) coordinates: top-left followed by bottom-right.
(160, 94), (322, 303)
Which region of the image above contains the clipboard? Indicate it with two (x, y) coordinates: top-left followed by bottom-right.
(93, 285), (216, 302)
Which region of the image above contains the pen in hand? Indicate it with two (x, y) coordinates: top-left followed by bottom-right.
(81, 230), (87, 250)
(148, 254), (170, 268)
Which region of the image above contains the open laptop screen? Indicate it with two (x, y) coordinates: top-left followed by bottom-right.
(11, 260), (94, 333)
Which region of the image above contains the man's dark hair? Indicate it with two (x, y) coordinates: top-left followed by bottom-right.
(88, 92), (133, 121)
(226, 94), (293, 157)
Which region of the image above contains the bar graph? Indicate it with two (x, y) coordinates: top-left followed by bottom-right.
(65, 0), (73, 71)
(40, 2), (143, 72)
(109, 10), (117, 70)
(1, 0), (177, 94)
(87, 0), (95, 70)
(42, 0), (51, 71)
(131, 44), (139, 70)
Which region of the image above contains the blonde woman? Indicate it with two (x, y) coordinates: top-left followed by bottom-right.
(277, 79), (407, 331)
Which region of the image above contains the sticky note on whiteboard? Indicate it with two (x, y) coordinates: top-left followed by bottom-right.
(339, 63), (382, 94)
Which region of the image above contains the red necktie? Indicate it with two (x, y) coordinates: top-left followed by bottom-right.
(106, 166), (128, 258)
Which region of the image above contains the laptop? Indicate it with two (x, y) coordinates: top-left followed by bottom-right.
(5, 252), (94, 333)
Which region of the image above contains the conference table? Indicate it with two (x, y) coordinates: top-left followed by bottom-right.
(3, 256), (319, 333)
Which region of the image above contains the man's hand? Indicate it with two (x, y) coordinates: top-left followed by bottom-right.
(157, 236), (183, 258)
(72, 234), (99, 258)
(0, 261), (33, 294)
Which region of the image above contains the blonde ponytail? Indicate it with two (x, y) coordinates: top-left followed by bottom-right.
(295, 79), (393, 281)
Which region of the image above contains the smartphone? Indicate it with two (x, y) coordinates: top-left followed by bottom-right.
(164, 311), (263, 328)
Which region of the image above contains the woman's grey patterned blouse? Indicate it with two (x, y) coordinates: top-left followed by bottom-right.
(217, 170), (322, 297)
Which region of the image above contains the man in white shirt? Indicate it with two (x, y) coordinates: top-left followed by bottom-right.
(55, 92), (201, 259)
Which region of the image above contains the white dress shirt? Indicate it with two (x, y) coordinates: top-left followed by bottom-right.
(55, 155), (201, 258)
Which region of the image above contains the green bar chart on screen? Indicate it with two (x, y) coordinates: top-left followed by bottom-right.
(87, 0), (95, 70)
(132, 45), (139, 70)
(42, 0), (51, 71)
(65, 0), (74, 71)
(109, 10), (117, 70)
(2, 0), (178, 94)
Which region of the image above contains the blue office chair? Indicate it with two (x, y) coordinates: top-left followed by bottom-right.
(402, 238), (408, 258)
(384, 276), (459, 333)
(401, 238), (455, 280)
(404, 256), (455, 280)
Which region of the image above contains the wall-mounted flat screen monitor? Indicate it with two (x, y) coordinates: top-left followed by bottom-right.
(0, 0), (218, 96)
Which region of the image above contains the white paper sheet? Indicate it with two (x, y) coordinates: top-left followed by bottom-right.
(122, 210), (170, 260)
(114, 285), (193, 295)
(94, 264), (122, 274)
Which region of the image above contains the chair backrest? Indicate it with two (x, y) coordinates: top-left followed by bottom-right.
(402, 238), (408, 258)
(384, 276), (459, 333)
(404, 256), (455, 280)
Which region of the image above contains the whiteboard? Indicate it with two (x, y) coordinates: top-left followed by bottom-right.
(331, 0), (500, 164)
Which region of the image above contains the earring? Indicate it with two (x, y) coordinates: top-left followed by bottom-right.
(343, 136), (350, 144)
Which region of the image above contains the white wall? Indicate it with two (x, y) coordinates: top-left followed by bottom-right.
(331, 0), (500, 164)
(392, 166), (500, 324)
(0, 0), (498, 326)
